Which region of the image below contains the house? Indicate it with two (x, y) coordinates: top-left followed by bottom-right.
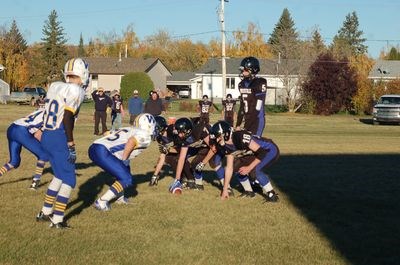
(368, 59), (400, 83)
(85, 57), (172, 97)
(183, 57), (300, 105)
(167, 71), (201, 98)
(0, 64), (10, 104)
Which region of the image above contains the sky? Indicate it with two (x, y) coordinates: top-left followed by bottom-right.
(1, 0), (399, 59)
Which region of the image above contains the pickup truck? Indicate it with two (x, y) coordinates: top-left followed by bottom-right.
(372, 94), (400, 125)
(8, 87), (47, 104)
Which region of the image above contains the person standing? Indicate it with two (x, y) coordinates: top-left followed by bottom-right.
(144, 91), (165, 117)
(92, 87), (112, 135)
(221, 93), (236, 127)
(197, 95), (213, 125)
(110, 90), (124, 132)
(36, 57), (89, 229)
(236, 57), (267, 137)
(128, 90), (143, 125)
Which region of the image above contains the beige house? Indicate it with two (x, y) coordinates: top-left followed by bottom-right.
(85, 57), (172, 97)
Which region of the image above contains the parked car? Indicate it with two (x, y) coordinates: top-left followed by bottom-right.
(9, 87), (47, 104)
(178, 87), (191, 98)
(372, 94), (400, 125)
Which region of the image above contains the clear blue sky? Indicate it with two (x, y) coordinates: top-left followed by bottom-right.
(1, 0), (399, 59)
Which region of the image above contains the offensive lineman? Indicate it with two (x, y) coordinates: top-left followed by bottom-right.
(36, 58), (89, 229)
(90, 113), (156, 211)
(236, 57), (267, 137)
(0, 109), (49, 190)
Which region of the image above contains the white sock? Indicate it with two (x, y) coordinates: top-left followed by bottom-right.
(41, 177), (63, 215)
(262, 182), (273, 193)
(100, 189), (117, 202)
(240, 178), (253, 192)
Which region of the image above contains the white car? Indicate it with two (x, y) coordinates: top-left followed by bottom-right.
(372, 94), (400, 125)
(178, 87), (191, 98)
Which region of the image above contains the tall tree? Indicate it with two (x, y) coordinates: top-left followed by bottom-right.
(386, 47), (400, 60)
(331, 11), (367, 58)
(40, 10), (68, 85)
(268, 8), (299, 59)
(0, 20), (28, 89)
(78, 33), (85, 57)
(302, 52), (357, 115)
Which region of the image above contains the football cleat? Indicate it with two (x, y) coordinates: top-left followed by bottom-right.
(239, 190), (256, 198)
(196, 184), (205, 191)
(227, 187), (234, 197)
(36, 211), (52, 222)
(49, 221), (71, 229)
(263, 190), (279, 203)
(115, 196), (129, 205)
(29, 179), (40, 190)
(149, 175), (159, 186)
(185, 181), (198, 190)
(94, 199), (111, 211)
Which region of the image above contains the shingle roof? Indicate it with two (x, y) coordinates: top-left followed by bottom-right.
(369, 60), (400, 78)
(84, 57), (162, 74)
(196, 57), (303, 75)
(168, 71), (197, 81)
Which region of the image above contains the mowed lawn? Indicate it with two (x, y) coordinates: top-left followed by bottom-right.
(0, 103), (399, 265)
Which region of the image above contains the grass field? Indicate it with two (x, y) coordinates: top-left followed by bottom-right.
(0, 103), (399, 265)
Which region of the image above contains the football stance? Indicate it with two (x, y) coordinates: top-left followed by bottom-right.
(211, 121), (279, 202)
(36, 58), (89, 229)
(90, 113), (155, 211)
(0, 109), (49, 190)
(236, 57), (267, 137)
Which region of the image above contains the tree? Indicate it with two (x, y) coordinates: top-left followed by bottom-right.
(40, 10), (68, 85)
(120, 72), (153, 100)
(0, 20), (29, 90)
(386, 47), (400, 60)
(302, 52), (357, 115)
(78, 33), (85, 57)
(331, 11), (367, 58)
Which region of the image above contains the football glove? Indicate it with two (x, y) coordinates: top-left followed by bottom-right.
(149, 174), (159, 186)
(195, 162), (205, 172)
(158, 144), (169, 154)
(67, 145), (76, 164)
(122, 159), (130, 167)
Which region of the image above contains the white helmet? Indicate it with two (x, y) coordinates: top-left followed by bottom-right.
(133, 113), (156, 136)
(64, 58), (90, 88)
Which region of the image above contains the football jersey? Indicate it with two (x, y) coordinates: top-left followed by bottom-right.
(222, 99), (236, 116)
(13, 109), (45, 134)
(238, 77), (267, 116)
(94, 127), (151, 160)
(216, 130), (254, 158)
(42, 81), (85, 130)
(199, 100), (212, 114)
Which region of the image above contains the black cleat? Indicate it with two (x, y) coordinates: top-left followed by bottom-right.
(185, 181), (198, 190)
(29, 179), (40, 190)
(36, 211), (52, 222)
(263, 190), (279, 203)
(49, 221), (71, 229)
(149, 175), (159, 186)
(196, 184), (204, 190)
(239, 191), (256, 198)
(227, 187), (234, 197)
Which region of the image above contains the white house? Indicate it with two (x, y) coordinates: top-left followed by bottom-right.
(0, 64), (10, 104)
(368, 59), (400, 83)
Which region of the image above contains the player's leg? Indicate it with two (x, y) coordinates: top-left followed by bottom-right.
(1, 124), (23, 176)
(233, 156), (256, 197)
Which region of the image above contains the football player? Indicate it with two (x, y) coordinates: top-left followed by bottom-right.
(197, 95), (213, 125)
(236, 57), (267, 137)
(36, 58), (89, 229)
(221, 93), (236, 126)
(211, 121), (280, 202)
(0, 109), (49, 190)
(90, 113), (156, 211)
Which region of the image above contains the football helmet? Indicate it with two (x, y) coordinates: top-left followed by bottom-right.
(133, 113), (156, 136)
(226, 93), (232, 99)
(154, 116), (168, 135)
(211, 121), (232, 141)
(239, 56), (260, 76)
(174, 117), (193, 138)
(64, 58), (90, 88)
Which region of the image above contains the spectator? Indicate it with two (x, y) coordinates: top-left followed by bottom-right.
(128, 90), (144, 125)
(110, 90), (124, 132)
(92, 87), (112, 135)
(144, 90), (165, 117)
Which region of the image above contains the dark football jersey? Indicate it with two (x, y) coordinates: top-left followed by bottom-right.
(222, 99), (236, 117)
(199, 100), (212, 114)
(216, 130), (254, 158)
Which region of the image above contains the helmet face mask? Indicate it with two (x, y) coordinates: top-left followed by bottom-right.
(64, 58), (90, 88)
(211, 121), (232, 145)
(133, 113), (156, 136)
(155, 116), (168, 135)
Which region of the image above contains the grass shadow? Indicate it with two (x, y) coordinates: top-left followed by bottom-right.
(270, 154), (400, 265)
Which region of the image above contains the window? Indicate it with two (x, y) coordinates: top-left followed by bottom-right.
(225, 77), (235, 89)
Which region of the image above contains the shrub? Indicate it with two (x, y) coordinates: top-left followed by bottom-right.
(120, 72), (154, 100)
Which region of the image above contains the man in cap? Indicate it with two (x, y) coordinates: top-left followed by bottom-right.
(128, 89), (143, 125)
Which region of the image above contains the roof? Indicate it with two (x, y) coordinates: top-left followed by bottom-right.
(369, 60), (400, 78)
(84, 57), (171, 75)
(168, 71), (197, 81)
(196, 57), (303, 75)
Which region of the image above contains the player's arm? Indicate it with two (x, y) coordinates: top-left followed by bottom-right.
(153, 153), (166, 176)
(175, 146), (188, 181)
(238, 140), (264, 175)
(63, 110), (76, 146)
(236, 98), (244, 128)
(221, 154), (234, 200)
(121, 136), (138, 160)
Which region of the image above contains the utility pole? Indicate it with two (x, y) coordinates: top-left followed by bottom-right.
(219, 0), (228, 98)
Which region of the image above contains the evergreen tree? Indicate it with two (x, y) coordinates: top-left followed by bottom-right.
(40, 10), (68, 85)
(78, 33), (86, 57)
(387, 47), (400, 60)
(310, 29), (325, 56)
(331, 11), (367, 57)
(268, 8), (299, 59)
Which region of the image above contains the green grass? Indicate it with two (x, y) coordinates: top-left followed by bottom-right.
(0, 104), (399, 265)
